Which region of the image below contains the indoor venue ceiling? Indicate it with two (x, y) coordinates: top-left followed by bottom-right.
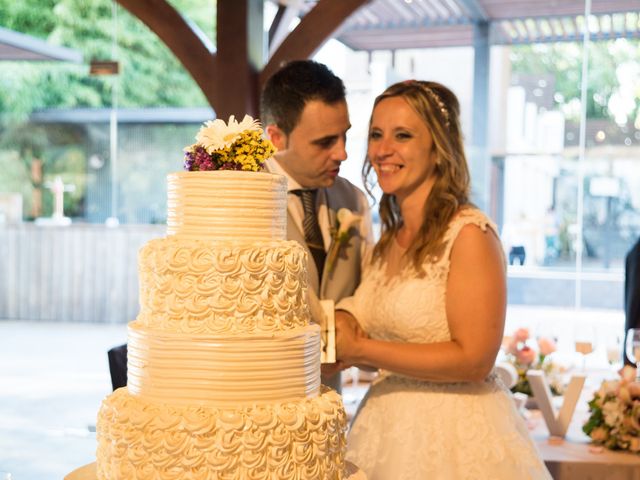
(288, 0), (640, 50)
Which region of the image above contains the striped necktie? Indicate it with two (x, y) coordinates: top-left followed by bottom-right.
(290, 189), (326, 279)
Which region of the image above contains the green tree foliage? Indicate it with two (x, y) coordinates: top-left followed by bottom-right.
(0, 0), (215, 219)
(510, 39), (640, 124)
(0, 0), (213, 122)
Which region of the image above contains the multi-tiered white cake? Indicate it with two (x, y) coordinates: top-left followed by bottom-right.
(95, 118), (349, 479)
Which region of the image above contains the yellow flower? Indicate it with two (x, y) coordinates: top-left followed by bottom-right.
(185, 116), (276, 172)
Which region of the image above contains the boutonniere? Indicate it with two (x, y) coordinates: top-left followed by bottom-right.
(326, 208), (362, 274)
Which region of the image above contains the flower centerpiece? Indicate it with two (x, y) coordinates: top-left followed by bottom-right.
(504, 328), (565, 397)
(183, 115), (275, 172)
(583, 365), (640, 452)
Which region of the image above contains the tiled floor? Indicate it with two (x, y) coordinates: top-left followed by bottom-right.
(0, 321), (372, 480)
(0, 305), (625, 479)
(1, 321), (126, 480)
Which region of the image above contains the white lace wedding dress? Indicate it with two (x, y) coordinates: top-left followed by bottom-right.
(345, 209), (551, 480)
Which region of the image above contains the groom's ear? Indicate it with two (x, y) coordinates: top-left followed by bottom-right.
(265, 124), (287, 150)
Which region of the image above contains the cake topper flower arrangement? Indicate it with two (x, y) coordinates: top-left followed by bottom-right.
(183, 114), (276, 172)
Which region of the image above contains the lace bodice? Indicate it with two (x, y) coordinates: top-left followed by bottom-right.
(352, 208), (498, 346)
(345, 209), (551, 479)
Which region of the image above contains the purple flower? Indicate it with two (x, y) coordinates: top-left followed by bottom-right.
(183, 153), (195, 171)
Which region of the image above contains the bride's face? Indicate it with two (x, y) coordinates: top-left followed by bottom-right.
(368, 96), (438, 204)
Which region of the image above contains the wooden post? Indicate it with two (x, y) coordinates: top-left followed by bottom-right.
(117, 0), (367, 118)
(214, 0), (264, 118)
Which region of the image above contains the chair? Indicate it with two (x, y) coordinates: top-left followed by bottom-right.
(107, 343), (128, 391)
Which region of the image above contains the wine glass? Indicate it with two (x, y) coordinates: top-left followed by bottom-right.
(605, 334), (622, 370)
(574, 326), (595, 371)
(625, 328), (640, 379)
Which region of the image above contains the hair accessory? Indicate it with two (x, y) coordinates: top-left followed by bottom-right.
(422, 86), (450, 128)
(405, 80), (450, 128)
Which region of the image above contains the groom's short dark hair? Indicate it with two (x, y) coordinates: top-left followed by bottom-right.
(260, 60), (346, 135)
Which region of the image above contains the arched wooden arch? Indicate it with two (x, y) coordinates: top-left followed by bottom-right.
(115, 0), (369, 119)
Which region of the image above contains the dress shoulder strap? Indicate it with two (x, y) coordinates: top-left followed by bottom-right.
(441, 208), (501, 262)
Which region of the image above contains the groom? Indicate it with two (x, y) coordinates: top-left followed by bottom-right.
(261, 60), (372, 392)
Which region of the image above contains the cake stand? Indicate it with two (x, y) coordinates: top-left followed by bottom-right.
(66, 461), (366, 479)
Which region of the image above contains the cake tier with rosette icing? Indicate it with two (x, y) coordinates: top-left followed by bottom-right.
(96, 170), (349, 479)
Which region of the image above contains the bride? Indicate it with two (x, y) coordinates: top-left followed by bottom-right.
(333, 80), (551, 479)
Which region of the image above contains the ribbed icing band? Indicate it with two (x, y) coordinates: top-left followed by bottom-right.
(166, 171), (287, 241)
(127, 322), (321, 407)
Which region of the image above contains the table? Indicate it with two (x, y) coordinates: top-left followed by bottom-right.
(529, 410), (640, 480)
(64, 463), (95, 480)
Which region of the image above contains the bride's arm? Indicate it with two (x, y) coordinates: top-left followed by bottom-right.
(336, 223), (506, 383)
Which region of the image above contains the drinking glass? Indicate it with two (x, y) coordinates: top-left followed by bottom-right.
(605, 334), (622, 369)
(625, 328), (640, 379)
(574, 326), (595, 371)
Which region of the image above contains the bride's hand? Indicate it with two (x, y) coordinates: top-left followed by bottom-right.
(335, 310), (366, 365)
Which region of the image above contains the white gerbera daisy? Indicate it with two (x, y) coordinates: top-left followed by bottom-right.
(233, 114), (262, 133)
(195, 115), (262, 153)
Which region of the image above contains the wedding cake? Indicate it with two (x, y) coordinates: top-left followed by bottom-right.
(95, 116), (349, 479)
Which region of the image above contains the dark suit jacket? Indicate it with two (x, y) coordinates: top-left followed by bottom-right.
(624, 237), (640, 365)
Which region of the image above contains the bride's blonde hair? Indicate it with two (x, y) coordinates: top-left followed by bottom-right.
(363, 80), (472, 270)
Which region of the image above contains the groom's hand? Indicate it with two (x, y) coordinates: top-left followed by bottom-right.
(321, 360), (347, 378)
(335, 310), (366, 365)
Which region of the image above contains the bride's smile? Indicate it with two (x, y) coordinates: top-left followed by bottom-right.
(368, 95), (438, 204)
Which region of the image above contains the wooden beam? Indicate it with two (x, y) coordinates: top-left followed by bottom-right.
(260, 0), (369, 87)
(115, 0), (217, 107)
(268, 4), (300, 57)
(215, 0), (264, 118)
(457, 0), (489, 21)
(268, 4), (287, 45)
(117, 0), (265, 119)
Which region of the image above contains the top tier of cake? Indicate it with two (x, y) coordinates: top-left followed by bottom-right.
(166, 170), (287, 241)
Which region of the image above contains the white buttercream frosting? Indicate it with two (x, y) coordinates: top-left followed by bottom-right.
(127, 322), (321, 407)
(137, 237), (310, 334)
(96, 170), (350, 479)
(167, 171), (287, 241)
(97, 387), (347, 480)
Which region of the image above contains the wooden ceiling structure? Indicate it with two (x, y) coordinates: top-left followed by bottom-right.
(115, 0), (640, 120)
(113, 0), (639, 212)
(333, 0), (640, 50)
(116, 0), (370, 120)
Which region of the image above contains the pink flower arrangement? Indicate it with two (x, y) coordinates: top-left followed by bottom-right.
(515, 345), (537, 365)
(538, 337), (557, 356)
(504, 327), (564, 396)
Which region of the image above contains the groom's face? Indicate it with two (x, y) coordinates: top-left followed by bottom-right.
(268, 100), (351, 189)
